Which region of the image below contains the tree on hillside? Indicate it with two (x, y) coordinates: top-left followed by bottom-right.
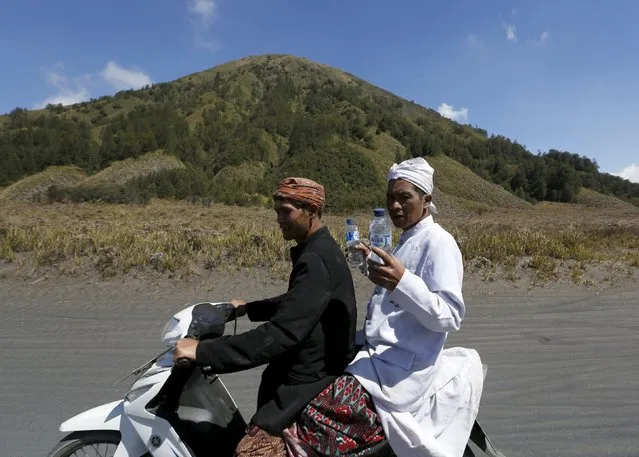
(526, 160), (548, 200)
(546, 161), (580, 202)
(510, 166), (528, 194)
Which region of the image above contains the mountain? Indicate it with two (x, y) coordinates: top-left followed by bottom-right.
(1, 54), (637, 211)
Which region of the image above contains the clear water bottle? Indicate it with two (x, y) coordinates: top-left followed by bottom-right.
(345, 218), (363, 269)
(369, 208), (393, 264)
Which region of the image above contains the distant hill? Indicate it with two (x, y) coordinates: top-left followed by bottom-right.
(1, 152), (186, 204)
(575, 187), (639, 210)
(0, 166), (87, 202)
(78, 150), (185, 188)
(1, 54), (637, 211)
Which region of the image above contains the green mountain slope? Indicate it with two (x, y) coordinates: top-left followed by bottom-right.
(427, 154), (530, 210)
(1, 54), (637, 210)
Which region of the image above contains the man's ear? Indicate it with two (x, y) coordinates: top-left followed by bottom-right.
(423, 194), (432, 210)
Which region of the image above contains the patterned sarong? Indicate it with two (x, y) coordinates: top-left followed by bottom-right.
(234, 424), (287, 457)
(234, 375), (386, 457)
(283, 374), (386, 456)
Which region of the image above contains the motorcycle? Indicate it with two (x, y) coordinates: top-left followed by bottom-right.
(46, 301), (506, 457)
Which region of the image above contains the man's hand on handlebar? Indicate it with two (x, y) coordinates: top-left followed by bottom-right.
(174, 338), (198, 363)
(230, 299), (247, 318)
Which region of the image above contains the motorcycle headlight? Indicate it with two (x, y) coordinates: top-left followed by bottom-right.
(161, 317), (182, 347)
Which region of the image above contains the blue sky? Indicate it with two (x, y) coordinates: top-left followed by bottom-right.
(2, 0), (638, 182)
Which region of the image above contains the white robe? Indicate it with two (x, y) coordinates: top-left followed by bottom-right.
(347, 216), (484, 457)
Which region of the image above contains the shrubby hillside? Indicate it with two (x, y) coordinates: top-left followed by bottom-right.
(1, 54), (637, 211)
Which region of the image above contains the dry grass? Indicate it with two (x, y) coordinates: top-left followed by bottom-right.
(0, 200), (637, 285)
(0, 201), (290, 279)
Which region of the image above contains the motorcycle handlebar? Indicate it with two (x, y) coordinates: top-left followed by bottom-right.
(175, 357), (193, 369)
(174, 335), (195, 370)
(173, 302), (237, 370)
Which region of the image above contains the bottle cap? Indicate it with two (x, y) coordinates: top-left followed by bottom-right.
(374, 208), (385, 217)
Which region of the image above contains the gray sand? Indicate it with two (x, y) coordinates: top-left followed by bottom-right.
(1, 272), (638, 457)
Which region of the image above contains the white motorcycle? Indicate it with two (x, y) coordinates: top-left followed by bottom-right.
(46, 301), (506, 457)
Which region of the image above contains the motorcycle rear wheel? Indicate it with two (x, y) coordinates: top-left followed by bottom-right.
(46, 430), (151, 457)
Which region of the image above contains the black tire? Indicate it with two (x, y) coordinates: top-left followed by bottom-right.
(46, 430), (151, 457)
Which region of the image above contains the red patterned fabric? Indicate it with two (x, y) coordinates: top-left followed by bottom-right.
(273, 177), (326, 212)
(283, 375), (386, 456)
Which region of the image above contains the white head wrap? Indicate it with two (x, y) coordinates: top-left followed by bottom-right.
(387, 157), (437, 214)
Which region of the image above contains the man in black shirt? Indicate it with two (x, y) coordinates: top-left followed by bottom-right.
(174, 177), (358, 456)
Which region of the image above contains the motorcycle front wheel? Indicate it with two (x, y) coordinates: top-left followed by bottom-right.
(46, 430), (151, 457)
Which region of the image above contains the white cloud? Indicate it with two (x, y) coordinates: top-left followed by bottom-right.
(437, 103), (469, 122)
(467, 34), (485, 48)
(37, 89), (90, 108)
(506, 24), (517, 41)
(35, 63), (90, 108)
(187, 0), (220, 51)
(528, 31), (550, 46)
(100, 61), (152, 91)
(46, 65), (67, 87)
(188, 0), (216, 22)
(35, 61), (152, 108)
(615, 164), (639, 183)
(539, 31), (549, 43)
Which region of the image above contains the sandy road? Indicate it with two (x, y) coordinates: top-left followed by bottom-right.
(1, 274), (638, 457)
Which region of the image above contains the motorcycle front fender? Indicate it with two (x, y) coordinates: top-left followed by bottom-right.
(60, 400), (148, 457)
(60, 400), (123, 432)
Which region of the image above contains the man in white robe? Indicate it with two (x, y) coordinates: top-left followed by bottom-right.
(346, 157), (485, 457)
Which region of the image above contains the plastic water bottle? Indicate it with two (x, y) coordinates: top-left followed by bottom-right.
(369, 208), (393, 264)
(345, 218), (363, 269)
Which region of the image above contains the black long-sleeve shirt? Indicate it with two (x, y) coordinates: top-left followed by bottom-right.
(195, 226), (358, 433)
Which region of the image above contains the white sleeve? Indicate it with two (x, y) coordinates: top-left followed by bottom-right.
(388, 232), (465, 332)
